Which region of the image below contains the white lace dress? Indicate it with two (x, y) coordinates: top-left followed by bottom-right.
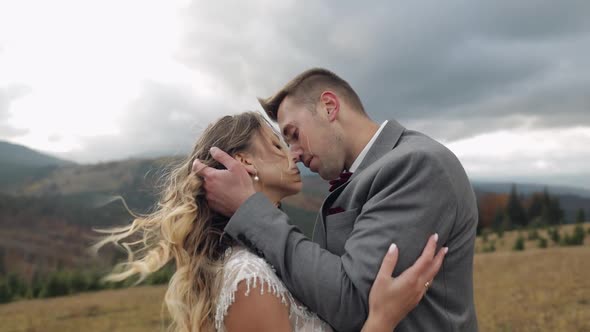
(215, 246), (333, 332)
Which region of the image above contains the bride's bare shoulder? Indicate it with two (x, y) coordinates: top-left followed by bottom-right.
(215, 246), (292, 331)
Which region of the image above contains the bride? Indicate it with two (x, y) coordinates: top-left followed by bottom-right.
(92, 111), (446, 332)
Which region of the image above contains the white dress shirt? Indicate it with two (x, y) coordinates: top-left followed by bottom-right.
(348, 120), (388, 173)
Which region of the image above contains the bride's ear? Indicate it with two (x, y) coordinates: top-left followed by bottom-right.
(234, 152), (257, 176)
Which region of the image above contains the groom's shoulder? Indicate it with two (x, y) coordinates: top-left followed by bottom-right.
(399, 128), (451, 152)
(382, 128), (460, 170)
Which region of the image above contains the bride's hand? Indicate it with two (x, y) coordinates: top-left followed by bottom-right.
(362, 234), (448, 332)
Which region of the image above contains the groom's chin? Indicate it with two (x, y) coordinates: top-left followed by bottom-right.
(317, 169), (337, 181)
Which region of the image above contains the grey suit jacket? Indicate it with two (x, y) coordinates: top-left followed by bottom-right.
(225, 120), (479, 332)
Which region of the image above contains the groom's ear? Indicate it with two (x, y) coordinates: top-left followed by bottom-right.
(320, 91), (340, 122)
(234, 152), (257, 175)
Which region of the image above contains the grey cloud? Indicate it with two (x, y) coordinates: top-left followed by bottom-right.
(178, 0), (590, 141)
(62, 81), (231, 163)
(473, 1), (590, 41)
(0, 85), (30, 139)
(406, 114), (533, 142)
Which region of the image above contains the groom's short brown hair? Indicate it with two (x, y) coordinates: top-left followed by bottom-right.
(258, 68), (366, 121)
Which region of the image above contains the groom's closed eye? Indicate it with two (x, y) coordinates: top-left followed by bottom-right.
(282, 125), (294, 140)
(283, 128), (298, 146)
(282, 135), (291, 148)
(291, 129), (299, 141)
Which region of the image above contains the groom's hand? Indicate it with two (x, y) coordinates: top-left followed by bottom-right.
(192, 147), (256, 217)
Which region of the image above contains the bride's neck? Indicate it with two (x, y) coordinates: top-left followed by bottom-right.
(259, 190), (283, 208)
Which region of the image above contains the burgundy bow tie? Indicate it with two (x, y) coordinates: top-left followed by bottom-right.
(329, 171), (353, 192)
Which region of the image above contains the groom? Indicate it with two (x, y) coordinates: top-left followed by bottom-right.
(194, 68), (478, 331)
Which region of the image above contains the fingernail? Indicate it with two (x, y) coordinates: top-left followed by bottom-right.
(434, 233), (439, 242)
(210, 147), (217, 153)
(443, 247), (449, 254)
(388, 243), (397, 255)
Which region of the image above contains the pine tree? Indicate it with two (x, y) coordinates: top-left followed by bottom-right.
(39, 271), (70, 298)
(476, 208), (483, 236)
(0, 278), (11, 303)
(527, 193), (544, 222)
(540, 187), (564, 225)
(549, 198), (564, 224)
(577, 208), (586, 224)
(69, 271), (88, 293)
(0, 248), (5, 275)
(29, 272), (45, 298)
(506, 184), (528, 227)
(6, 273), (26, 300)
(492, 208), (506, 231)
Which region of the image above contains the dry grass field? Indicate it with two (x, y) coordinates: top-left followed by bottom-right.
(1, 224), (589, 332)
(475, 223), (590, 253)
(0, 285), (171, 332)
(474, 246), (589, 331)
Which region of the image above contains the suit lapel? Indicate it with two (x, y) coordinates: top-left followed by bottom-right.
(349, 119), (405, 182)
(312, 120), (405, 247)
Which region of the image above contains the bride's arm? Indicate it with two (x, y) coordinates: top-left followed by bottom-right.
(224, 281), (292, 332)
(362, 234), (448, 331)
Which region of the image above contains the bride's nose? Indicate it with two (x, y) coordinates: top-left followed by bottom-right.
(289, 149), (302, 164)
(289, 151), (300, 165)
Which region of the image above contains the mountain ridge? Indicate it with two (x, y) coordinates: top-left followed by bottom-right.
(0, 140), (75, 167)
(1, 152), (589, 279)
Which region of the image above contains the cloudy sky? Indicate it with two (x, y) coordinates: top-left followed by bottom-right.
(1, 0), (589, 188)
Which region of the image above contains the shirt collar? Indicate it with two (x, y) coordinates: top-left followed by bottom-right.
(348, 120), (388, 173)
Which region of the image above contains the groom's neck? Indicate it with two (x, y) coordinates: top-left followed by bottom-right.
(342, 116), (380, 171)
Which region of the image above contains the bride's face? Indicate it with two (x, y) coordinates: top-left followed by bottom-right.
(250, 124), (302, 198)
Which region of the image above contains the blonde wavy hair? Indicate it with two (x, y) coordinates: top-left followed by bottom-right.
(91, 112), (268, 332)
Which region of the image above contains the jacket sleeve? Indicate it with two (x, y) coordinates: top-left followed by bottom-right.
(224, 150), (458, 332)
